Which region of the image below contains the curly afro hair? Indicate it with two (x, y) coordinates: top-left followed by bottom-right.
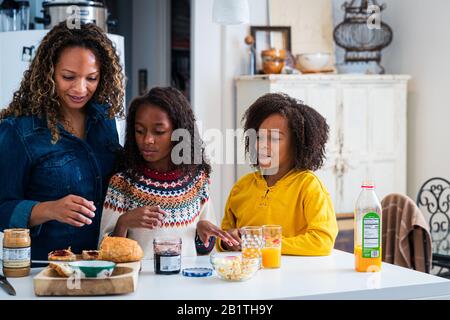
(0, 21), (125, 143)
(122, 87), (211, 177)
(243, 93), (329, 172)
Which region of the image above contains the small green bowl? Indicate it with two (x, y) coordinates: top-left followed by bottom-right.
(68, 260), (116, 278)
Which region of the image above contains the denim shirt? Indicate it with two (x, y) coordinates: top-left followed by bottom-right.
(0, 102), (122, 260)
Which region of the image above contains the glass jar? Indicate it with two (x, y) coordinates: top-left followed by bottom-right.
(0, 1), (30, 32)
(153, 238), (182, 275)
(17, 1), (30, 30)
(261, 48), (286, 74)
(0, 9), (20, 32)
(3, 229), (31, 277)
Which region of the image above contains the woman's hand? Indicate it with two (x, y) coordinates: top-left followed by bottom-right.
(117, 206), (167, 231)
(196, 220), (240, 248)
(32, 195), (96, 227)
(220, 228), (242, 251)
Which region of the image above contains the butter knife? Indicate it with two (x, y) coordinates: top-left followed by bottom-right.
(0, 275), (16, 296)
(31, 260), (52, 264)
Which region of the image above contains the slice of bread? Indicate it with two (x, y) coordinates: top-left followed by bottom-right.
(48, 247), (76, 262)
(49, 262), (74, 278)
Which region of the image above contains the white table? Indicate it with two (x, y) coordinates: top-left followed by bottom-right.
(1, 250), (450, 300)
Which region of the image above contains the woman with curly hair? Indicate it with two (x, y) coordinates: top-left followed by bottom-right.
(100, 87), (238, 258)
(0, 22), (125, 260)
(219, 93), (338, 256)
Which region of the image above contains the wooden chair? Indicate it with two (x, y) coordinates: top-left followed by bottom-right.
(381, 193), (432, 273)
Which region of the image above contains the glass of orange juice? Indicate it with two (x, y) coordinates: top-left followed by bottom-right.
(262, 225), (282, 268)
(241, 226), (263, 264)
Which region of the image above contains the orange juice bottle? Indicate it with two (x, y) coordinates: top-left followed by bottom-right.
(354, 182), (382, 272)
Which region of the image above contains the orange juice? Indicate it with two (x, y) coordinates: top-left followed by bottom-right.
(262, 247), (281, 268)
(354, 246), (381, 272)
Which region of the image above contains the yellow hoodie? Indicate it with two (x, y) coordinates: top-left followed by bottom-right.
(220, 169), (338, 256)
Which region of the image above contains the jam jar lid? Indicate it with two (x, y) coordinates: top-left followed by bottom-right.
(182, 268), (213, 277)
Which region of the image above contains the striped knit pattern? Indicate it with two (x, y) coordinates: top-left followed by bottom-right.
(103, 167), (209, 228)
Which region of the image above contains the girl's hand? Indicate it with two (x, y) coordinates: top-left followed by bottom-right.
(44, 195), (96, 227)
(118, 206), (167, 230)
(196, 220), (240, 248)
(220, 228), (242, 251)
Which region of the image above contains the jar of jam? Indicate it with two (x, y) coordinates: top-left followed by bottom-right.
(3, 229), (31, 277)
(153, 237), (182, 275)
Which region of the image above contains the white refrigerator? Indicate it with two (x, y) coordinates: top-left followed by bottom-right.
(0, 30), (126, 145)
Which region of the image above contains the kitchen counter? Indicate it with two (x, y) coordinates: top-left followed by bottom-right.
(1, 250), (449, 300)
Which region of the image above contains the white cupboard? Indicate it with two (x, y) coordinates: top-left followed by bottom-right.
(235, 74), (410, 214)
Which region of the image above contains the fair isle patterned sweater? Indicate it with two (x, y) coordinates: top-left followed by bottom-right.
(100, 167), (216, 258)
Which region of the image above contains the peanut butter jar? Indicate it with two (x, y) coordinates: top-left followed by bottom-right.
(3, 229), (31, 277)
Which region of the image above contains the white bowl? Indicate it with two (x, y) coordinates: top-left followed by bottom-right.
(210, 252), (260, 282)
(68, 260), (116, 279)
(296, 53), (331, 72)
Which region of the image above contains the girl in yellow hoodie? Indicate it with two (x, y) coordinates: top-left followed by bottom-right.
(220, 93), (338, 256)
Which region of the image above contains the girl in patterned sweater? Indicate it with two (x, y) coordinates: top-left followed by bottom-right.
(100, 87), (238, 258)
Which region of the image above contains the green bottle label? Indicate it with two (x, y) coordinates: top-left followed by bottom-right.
(362, 212), (381, 259)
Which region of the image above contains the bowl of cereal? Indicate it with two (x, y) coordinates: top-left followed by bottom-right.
(210, 252), (260, 282)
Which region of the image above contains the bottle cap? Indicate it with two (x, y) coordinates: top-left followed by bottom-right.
(361, 180), (375, 189)
(182, 268), (213, 277)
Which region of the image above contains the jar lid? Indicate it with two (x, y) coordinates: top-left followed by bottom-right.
(182, 268), (213, 278)
(4, 228), (30, 234)
(153, 237), (182, 245)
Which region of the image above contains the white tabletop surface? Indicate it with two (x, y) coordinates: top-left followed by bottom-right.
(1, 250), (449, 300)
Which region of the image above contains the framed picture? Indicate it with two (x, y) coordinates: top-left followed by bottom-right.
(250, 26), (292, 74)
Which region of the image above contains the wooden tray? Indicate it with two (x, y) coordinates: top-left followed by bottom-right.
(33, 261), (141, 297)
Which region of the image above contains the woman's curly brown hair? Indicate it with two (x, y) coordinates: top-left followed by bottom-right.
(121, 87), (211, 177)
(0, 21), (125, 143)
(243, 93), (329, 171)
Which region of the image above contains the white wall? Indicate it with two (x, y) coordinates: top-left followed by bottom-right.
(192, 0), (268, 220)
(334, 0), (450, 199)
(380, 0), (450, 198)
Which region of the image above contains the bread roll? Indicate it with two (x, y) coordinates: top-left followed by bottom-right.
(99, 236), (144, 263)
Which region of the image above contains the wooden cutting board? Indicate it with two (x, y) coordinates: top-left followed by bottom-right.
(33, 261), (141, 297)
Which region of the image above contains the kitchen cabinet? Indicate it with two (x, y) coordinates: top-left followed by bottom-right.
(235, 74), (410, 214)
